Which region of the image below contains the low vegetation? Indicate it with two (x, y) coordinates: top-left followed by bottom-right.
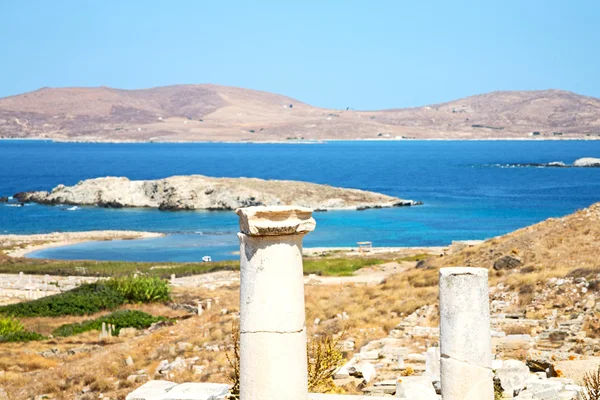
(0, 316), (24, 335)
(226, 324), (345, 399)
(0, 252), (389, 278)
(52, 310), (167, 337)
(0, 283), (125, 317)
(303, 258), (384, 276)
(0, 316), (46, 343)
(0, 330), (46, 343)
(307, 334), (345, 393)
(106, 276), (170, 303)
(0, 277), (170, 317)
(0, 257), (238, 278)
(580, 365), (600, 400)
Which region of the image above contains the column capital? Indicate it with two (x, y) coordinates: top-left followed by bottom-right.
(236, 206), (316, 236)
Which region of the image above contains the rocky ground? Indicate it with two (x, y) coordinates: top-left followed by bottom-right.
(11, 175), (420, 211)
(1, 203), (600, 399)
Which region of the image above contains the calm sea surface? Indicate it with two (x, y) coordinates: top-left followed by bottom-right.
(1, 140), (599, 261)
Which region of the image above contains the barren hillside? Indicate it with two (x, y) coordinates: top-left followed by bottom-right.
(1, 85), (599, 141)
(429, 201), (600, 273)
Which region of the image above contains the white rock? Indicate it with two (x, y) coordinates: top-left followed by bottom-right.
(359, 350), (381, 361)
(334, 358), (357, 379)
(126, 380), (177, 400)
(495, 359), (530, 397)
(162, 382), (229, 400)
(573, 157), (600, 167)
(348, 362), (376, 383)
(424, 347), (440, 381)
(396, 376), (438, 400)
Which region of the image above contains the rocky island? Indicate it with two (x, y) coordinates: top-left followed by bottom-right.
(13, 175), (420, 211)
(507, 157), (600, 168)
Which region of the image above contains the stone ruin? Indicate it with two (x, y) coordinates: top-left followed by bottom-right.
(127, 206), (588, 400)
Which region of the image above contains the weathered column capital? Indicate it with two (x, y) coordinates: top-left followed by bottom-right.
(236, 206), (316, 236)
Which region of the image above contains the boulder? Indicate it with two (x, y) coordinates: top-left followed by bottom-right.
(126, 381), (229, 400)
(495, 359), (530, 397)
(348, 362), (376, 383)
(126, 381), (177, 400)
(493, 255), (522, 270)
(573, 157), (600, 167)
(395, 376), (439, 400)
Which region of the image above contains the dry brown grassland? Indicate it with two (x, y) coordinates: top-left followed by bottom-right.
(1, 202), (600, 398)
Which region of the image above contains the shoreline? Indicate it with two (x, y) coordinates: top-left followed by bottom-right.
(0, 230), (457, 261)
(2, 136), (600, 144)
(0, 230), (164, 258)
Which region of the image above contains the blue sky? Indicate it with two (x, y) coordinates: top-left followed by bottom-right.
(1, 0), (598, 109)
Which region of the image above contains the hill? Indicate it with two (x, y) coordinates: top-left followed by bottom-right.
(429, 201), (600, 274)
(1, 85), (599, 141)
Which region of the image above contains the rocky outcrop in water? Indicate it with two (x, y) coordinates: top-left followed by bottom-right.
(573, 157), (600, 167)
(505, 157), (600, 168)
(13, 175), (421, 211)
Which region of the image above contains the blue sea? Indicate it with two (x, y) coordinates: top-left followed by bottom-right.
(1, 140), (599, 261)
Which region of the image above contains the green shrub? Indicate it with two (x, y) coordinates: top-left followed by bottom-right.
(106, 277), (170, 303)
(52, 310), (167, 337)
(0, 331), (46, 343)
(0, 283), (125, 317)
(303, 258), (384, 276)
(0, 277), (170, 318)
(0, 316), (24, 335)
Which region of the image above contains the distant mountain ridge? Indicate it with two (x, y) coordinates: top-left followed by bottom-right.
(1, 85), (599, 141)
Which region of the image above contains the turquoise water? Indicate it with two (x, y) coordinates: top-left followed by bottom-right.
(0, 140), (599, 261)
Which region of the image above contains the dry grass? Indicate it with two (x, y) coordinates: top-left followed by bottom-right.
(0, 257), (440, 399)
(429, 202), (600, 274)
(19, 303), (187, 336)
(2, 202), (600, 398)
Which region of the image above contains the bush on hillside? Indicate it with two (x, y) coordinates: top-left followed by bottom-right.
(0, 331), (46, 343)
(0, 277), (170, 318)
(52, 310), (167, 337)
(0, 283), (125, 317)
(0, 316), (24, 335)
(106, 276), (170, 303)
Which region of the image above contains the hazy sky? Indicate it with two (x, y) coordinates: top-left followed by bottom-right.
(1, 0), (598, 109)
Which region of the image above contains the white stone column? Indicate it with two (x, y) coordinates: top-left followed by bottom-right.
(439, 267), (493, 400)
(237, 206), (316, 400)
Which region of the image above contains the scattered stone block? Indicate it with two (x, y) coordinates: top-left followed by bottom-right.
(126, 380), (177, 400)
(495, 359), (530, 397)
(126, 381), (229, 400)
(395, 376), (438, 399)
(347, 362), (376, 383)
(360, 351), (380, 361)
(334, 358), (357, 379)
